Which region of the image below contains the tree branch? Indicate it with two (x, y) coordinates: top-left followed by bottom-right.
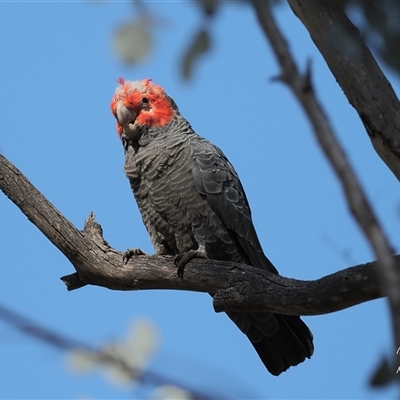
(0, 153), (392, 316)
(288, 1), (400, 182)
(250, 1), (400, 348)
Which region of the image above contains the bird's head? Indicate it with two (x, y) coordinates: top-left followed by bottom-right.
(110, 78), (175, 140)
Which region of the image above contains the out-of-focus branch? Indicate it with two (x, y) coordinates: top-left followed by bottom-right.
(0, 303), (220, 400)
(251, 1), (400, 348)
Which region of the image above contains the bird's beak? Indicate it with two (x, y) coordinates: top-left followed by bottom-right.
(116, 103), (142, 140)
(116, 103), (137, 126)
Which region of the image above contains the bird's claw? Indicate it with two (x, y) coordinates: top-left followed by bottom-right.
(174, 250), (208, 279)
(123, 248), (146, 264)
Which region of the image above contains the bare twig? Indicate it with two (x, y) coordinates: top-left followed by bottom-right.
(251, 1), (400, 348)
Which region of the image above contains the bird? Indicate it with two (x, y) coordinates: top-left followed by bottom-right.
(110, 78), (314, 376)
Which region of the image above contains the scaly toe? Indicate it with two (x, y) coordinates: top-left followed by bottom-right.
(174, 250), (208, 279)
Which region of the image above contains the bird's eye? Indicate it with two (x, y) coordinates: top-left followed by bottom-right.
(142, 97), (149, 104)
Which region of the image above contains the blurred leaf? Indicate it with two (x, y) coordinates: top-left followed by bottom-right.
(363, 1), (387, 31)
(195, 0), (219, 17)
(67, 349), (98, 373)
(369, 356), (394, 387)
(340, 0), (400, 75)
(66, 320), (158, 387)
(181, 28), (210, 80)
(102, 355), (134, 386)
(101, 319), (158, 385)
(152, 384), (192, 400)
(106, 319), (158, 371)
(381, 34), (400, 73)
(114, 20), (152, 64)
(131, 319), (159, 361)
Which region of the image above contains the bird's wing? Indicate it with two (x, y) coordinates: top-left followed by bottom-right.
(191, 137), (277, 273)
(191, 136), (314, 375)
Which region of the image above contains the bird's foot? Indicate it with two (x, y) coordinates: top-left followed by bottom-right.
(123, 248), (146, 264)
(174, 250), (208, 279)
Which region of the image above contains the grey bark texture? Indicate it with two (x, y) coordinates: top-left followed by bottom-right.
(0, 153), (388, 315)
(288, 0), (400, 181)
(285, 0), (400, 367)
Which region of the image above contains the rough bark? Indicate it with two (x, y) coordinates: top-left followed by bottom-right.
(288, 0), (400, 181)
(0, 153), (390, 316)
(285, 0), (400, 367)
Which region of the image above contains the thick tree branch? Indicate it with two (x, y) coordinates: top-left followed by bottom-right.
(0, 153), (392, 316)
(288, 1), (400, 182)
(251, 1), (400, 348)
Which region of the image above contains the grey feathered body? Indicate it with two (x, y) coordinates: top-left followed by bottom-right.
(123, 109), (313, 375)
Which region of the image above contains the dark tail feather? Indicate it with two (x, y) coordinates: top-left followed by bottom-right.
(250, 315), (314, 376)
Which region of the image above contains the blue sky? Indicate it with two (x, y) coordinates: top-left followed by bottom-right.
(1, 1), (399, 399)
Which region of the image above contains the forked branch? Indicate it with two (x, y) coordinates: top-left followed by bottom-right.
(0, 153), (390, 316)
(251, 1), (400, 346)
